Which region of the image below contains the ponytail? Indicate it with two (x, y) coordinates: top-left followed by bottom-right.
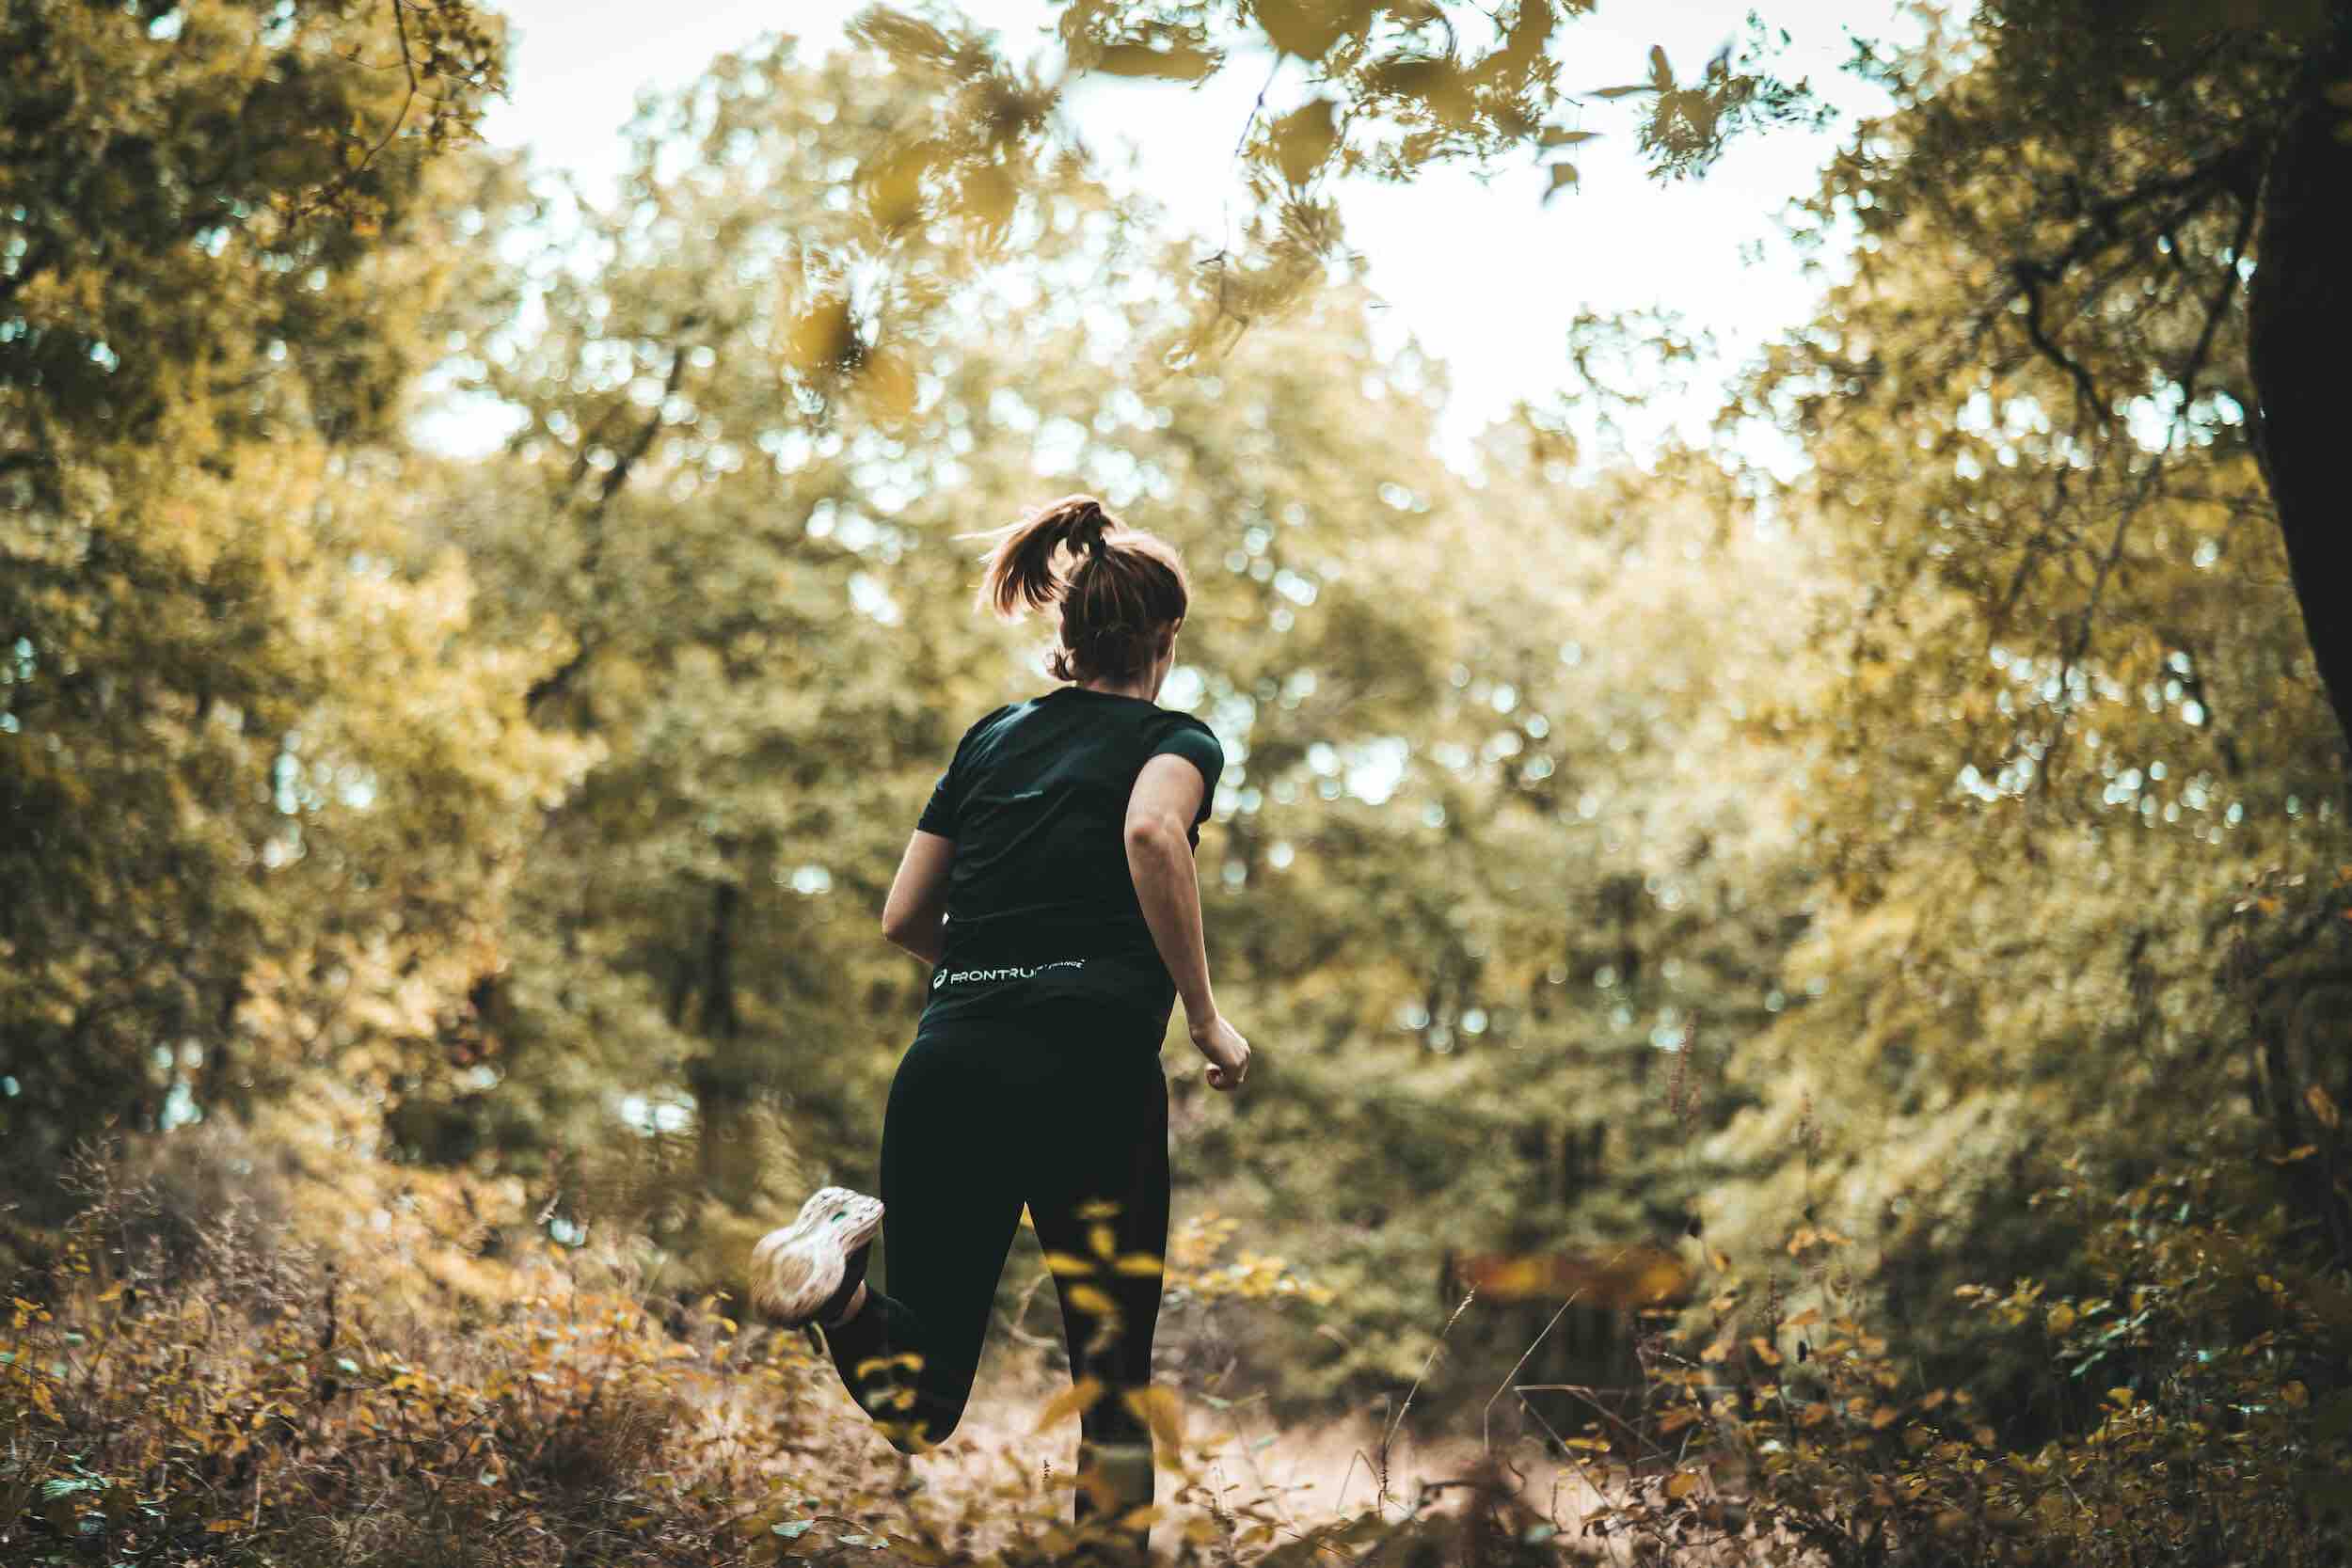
(968, 493), (1191, 684)
(975, 495), (1112, 617)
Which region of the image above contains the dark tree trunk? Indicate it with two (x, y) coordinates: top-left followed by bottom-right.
(691, 879), (761, 1208)
(2247, 22), (2352, 763)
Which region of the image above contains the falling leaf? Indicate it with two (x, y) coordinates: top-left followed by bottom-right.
(1065, 1284), (1120, 1317)
(1036, 1376), (1104, 1431)
(1123, 1386), (1185, 1450)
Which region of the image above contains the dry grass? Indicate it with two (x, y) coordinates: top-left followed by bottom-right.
(0, 1141), (1605, 1567)
(8, 1132), (2351, 1567)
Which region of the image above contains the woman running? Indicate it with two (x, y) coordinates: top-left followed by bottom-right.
(749, 494), (1252, 1544)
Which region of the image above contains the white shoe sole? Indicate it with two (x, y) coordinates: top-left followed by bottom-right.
(750, 1186), (883, 1326)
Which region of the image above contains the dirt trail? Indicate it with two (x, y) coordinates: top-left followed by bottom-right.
(791, 1361), (1621, 1557)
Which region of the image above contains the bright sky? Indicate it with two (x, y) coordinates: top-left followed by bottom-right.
(436, 0), (1922, 467)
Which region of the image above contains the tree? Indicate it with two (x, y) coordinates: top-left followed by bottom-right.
(0, 0), (574, 1185)
(1672, 0), (2352, 1396)
(1732, 0), (2351, 760)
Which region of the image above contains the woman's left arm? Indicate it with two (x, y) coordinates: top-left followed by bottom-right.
(881, 830), (955, 964)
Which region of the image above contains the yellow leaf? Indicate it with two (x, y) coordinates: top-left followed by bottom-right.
(1663, 1470), (1700, 1500)
(1065, 1284), (1119, 1317)
(1122, 1386), (1184, 1450)
(1748, 1337), (1783, 1367)
(1269, 98), (1337, 187)
(785, 298), (856, 373)
(858, 348), (916, 423)
(1036, 1376), (1104, 1431)
(2306, 1085), (2341, 1132)
(1093, 40), (1219, 82)
(2046, 1304), (2077, 1335)
(859, 141), (939, 234)
(1784, 1307), (1821, 1329)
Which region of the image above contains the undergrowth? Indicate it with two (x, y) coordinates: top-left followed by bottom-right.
(8, 1132), (2352, 1565)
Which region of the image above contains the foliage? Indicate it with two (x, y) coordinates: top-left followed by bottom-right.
(1544, 1155), (2352, 1567)
(1658, 0), (2352, 1385)
(772, 0), (1824, 369)
(0, 1149), (1365, 1568)
(0, 0), (578, 1183)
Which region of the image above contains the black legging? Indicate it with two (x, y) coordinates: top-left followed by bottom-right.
(822, 999), (1169, 1523)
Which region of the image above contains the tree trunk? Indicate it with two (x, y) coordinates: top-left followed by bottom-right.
(692, 879), (759, 1207)
(2247, 23), (2352, 763)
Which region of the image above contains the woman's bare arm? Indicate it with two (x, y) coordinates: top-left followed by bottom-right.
(881, 830), (955, 964)
(1124, 754), (1249, 1089)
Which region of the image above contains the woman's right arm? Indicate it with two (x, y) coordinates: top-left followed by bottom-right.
(1124, 754), (1249, 1090)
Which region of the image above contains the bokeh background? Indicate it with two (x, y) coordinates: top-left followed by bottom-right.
(6, 1), (2351, 1562)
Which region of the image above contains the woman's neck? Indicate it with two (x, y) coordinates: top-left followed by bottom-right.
(1077, 674), (1156, 702)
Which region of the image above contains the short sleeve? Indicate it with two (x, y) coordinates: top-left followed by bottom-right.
(915, 763), (961, 838)
(1149, 719), (1224, 830)
(916, 705), (1010, 839)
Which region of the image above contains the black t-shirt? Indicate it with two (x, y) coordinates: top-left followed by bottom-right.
(914, 686), (1224, 1032)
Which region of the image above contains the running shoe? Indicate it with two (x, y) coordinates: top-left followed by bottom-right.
(750, 1186), (883, 1327)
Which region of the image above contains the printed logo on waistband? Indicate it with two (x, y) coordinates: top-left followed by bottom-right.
(931, 958), (1088, 990)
